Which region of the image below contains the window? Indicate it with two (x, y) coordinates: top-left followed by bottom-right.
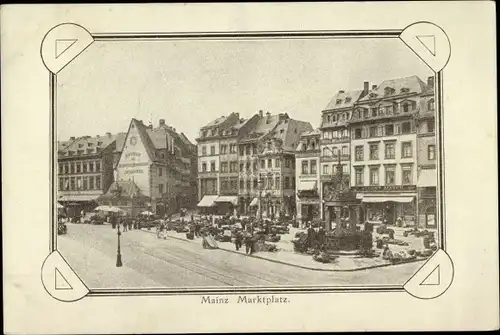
(275, 177), (280, 189)
(96, 176), (101, 189)
(354, 128), (362, 139)
(230, 144), (237, 153)
(82, 163), (87, 173)
(59, 178), (64, 190)
(70, 163), (75, 174)
(202, 146), (207, 156)
(402, 142), (412, 158)
(268, 177), (274, 189)
(369, 126), (377, 137)
(284, 177), (290, 188)
(386, 106), (393, 115)
(371, 108), (377, 117)
(427, 120), (435, 133)
(385, 166), (396, 185)
(253, 179), (258, 189)
(64, 164), (69, 174)
(245, 145), (251, 155)
(342, 146), (348, 155)
(260, 160), (265, 169)
(230, 162), (237, 172)
(355, 168), (364, 186)
(202, 163), (207, 172)
(302, 161), (309, 174)
(402, 122), (412, 134)
(95, 161), (101, 172)
(221, 162), (228, 173)
(428, 99), (435, 111)
(285, 159), (291, 168)
(246, 180), (251, 190)
(210, 161), (216, 171)
(385, 124), (394, 136)
(402, 165), (413, 185)
(253, 162), (257, 171)
(355, 146), (364, 161)
(268, 159), (272, 169)
(323, 164), (329, 175)
(59, 164), (63, 174)
(239, 145), (245, 156)
(369, 143), (379, 160)
(83, 177), (88, 190)
(395, 124), (401, 134)
(402, 103), (409, 113)
(385, 142), (396, 159)
(88, 177), (94, 189)
(310, 160), (317, 174)
(275, 158), (281, 168)
(428, 145), (436, 160)
(220, 145), (227, 154)
(343, 165), (349, 174)
(322, 147), (330, 157)
(210, 146), (215, 155)
(240, 163), (244, 172)
(246, 162), (250, 171)
(252, 145), (257, 155)
(240, 180), (244, 189)
(370, 167), (380, 186)
(159, 184), (164, 194)
(158, 167), (163, 176)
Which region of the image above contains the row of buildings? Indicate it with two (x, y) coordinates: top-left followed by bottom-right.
(57, 119), (198, 218)
(195, 75), (437, 228)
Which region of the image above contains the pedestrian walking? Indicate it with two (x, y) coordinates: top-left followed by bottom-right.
(122, 218), (128, 232)
(244, 233), (253, 255)
(234, 231), (243, 251)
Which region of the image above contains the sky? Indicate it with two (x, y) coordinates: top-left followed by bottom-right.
(57, 37), (433, 143)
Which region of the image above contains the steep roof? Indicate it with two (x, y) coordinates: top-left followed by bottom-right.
(358, 75), (427, 102)
(59, 134), (116, 156)
(300, 128), (321, 138)
(201, 115), (228, 129)
(324, 90), (365, 111)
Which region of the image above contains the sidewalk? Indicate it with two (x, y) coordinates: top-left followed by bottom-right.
(140, 227), (427, 272)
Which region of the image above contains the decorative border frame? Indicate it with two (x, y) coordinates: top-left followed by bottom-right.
(41, 22), (453, 301)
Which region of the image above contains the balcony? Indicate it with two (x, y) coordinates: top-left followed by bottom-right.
(349, 111), (415, 124)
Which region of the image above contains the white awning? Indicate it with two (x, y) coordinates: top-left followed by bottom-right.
(59, 194), (99, 202)
(418, 169), (437, 187)
(197, 195), (219, 207)
(362, 195), (414, 204)
(249, 198), (259, 207)
(215, 196), (238, 205)
(298, 180), (317, 191)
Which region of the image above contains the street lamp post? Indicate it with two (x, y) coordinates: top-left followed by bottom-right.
(116, 222), (123, 267)
(257, 178), (264, 220)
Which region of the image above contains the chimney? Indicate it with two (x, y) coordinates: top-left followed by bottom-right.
(259, 110), (263, 117)
(427, 76), (435, 88)
(372, 85), (377, 90)
(363, 81), (369, 94)
(106, 132), (112, 138)
(159, 119), (166, 127)
(70, 136), (75, 141)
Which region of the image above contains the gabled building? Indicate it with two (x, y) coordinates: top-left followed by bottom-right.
(57, 133), (120, 219)
(319, 83), (369, 221)
(348, 75), (429, 225)
(109, 118), (197, 216)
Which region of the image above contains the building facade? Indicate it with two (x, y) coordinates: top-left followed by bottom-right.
(349, 75), (428, 225)
(110, 118), (197, 216)
(57, 133), (120, 219)
(319, 84), (368, 221)
(295, 130), (321, 226)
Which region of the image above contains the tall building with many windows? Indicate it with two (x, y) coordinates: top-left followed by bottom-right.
(348, 75), (428, 224)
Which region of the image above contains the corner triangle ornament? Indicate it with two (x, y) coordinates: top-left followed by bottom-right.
(404, 249), (454, 299)
(416, 35), (436, 56)
(55, 39), (78, 59)
(42, 250), (89, 302)
(41, 23), (94, 74)
(400, 22), (451, 72)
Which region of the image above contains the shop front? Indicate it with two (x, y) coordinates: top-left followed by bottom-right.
(417, 168), (437, 229)
(357, 191), (417, 226)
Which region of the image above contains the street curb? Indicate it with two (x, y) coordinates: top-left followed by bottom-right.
(138, 229), (425, 272)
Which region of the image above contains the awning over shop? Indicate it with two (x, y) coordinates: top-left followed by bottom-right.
(298, 180), (317, 191)
(249, 198), (259, 207)
(58, 194), (99, 202)
(418, 169), (437, 187)
(361, 195), (415, 203)
(197, 195), (219, 207)
(214, 196), (238, 205)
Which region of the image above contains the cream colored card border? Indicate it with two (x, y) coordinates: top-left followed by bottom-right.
(2, 2), (498, 333)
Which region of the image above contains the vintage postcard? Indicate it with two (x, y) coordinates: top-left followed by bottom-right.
(2, 2), (498, 333)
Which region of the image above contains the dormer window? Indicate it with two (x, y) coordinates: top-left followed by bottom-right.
(97, 141), (103, 146)
(78, 143), (83, 148)
(400, 87), (410, 94)
(345, 97), (351, 103)
(336, 99), (342, 105)
(332, 115), (337, 122)
(88, 142), (93, 147)
(369, 92), (378, 99)
(384, 87), (395, 96)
